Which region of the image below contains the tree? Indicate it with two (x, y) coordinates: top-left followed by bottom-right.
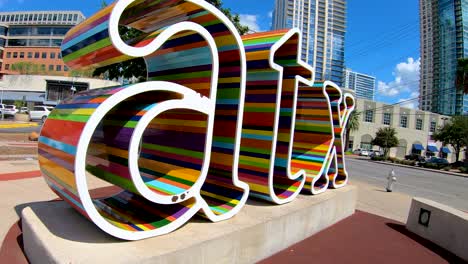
(11, 62), (40, 75)
(345, 111), (360, 151)
(433, 116), (468, 162)
(371, 127), (399, 159)
(93, 0), (249, 82)
(455, 58), (468, 94)
(205, 0), (250, 34)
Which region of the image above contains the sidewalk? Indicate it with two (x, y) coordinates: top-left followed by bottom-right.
(0, 158), (463, 263)
(0, 120), (38, 129)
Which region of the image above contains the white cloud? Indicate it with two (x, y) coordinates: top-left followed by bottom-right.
(239, 14), (260, 32)
(377, 57), (420, 97)
(268, 11), (273, 18)
(398, 98), (418, 109)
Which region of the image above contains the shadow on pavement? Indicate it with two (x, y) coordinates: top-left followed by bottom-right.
(386, 223), (467, 264)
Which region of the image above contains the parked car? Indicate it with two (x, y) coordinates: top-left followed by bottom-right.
(369, 150), (382, 158)
(29, 105), (54, 122)
(353, 149), (369, 156)
(20, 107), (29, 113)
(419, 157), (449, 169)
(1, 105), (17, 117)
(405, 153), (425, 162)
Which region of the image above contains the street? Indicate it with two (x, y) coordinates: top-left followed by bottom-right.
(347, 158), (468, 212)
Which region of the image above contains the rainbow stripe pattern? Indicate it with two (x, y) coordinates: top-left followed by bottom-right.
(39, 0), (355, 240)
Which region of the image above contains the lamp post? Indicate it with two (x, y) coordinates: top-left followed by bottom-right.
(0, 84), (4, 120)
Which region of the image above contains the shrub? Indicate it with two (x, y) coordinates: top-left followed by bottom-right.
(460, 167), (468, 174)
(442, 166), (451, 171)
(371, 156), (384, 161)
(388, 157), (397, 163)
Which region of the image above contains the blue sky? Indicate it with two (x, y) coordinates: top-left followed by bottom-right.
(0, 0), (421, 107)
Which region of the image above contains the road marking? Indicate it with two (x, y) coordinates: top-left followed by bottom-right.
(347, 159), (458, 199)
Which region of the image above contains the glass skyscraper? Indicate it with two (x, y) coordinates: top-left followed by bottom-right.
(343, 68), (375, 100)
(272, 0), (346, 87)
(419, 0), (468, 115)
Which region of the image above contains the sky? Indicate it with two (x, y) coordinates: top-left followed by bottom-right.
(0, 0), (421, 108)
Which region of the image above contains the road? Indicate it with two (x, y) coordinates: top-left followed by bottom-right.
(0, 125), (41, 134)
(346, 158), (468, 212)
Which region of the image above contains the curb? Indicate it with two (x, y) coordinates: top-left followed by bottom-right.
(370, 160), (468, 178)
(0, 123), (38, 129)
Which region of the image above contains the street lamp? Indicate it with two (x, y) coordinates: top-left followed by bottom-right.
(0, 84), (4, 120)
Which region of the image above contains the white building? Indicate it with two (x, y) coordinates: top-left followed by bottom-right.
(343, 68), (375, 100)
(0, 74), (119, 106)
(349, 98), (463, 162)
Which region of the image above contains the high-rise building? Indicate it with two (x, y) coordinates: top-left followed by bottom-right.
(343, 68), (375, 100)
(419, 0), (468, 115)
(0, 11), (85, 77)
(272, 0), (346, 87)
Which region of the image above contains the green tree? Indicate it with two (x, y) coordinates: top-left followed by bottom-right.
(93, 0), (249, 82)
(345, 111), (360, 151)
(455, 58), (468, 94)
(433, 116), (468, 162)
(11, 62), (40, 75)
(371, 127), (399, 159)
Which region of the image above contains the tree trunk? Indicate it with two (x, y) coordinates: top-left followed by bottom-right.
(345, 128), (350, 152)
(455, 146), (460, 162)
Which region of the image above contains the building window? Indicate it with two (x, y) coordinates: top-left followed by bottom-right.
(365, 110), (374, 123)
(27, 52), (32, 58)
(50, 52), (56, 59)
(5, 64), (9, 70)
(56, 65), (61, 71)
(6, 52), (11, 58)
(13, 52), (18, 58)
(383, 113), (391, 125)
(41, 64), (45, 71)
(42, 52), (47, 59)
(400, 116), (408, 128)
(416, 119), (423, 130)
(34, 52), (40, 58)
(430, 121), (436, 132)
(64, 65), (69, 71)
(49, 65), (54, 71)
(19, 52), (24, 58)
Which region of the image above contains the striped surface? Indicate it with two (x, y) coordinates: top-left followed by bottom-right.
(239, 30), (312, 203)
(40, 0), (355, 240)
(41, 0), (249, 240)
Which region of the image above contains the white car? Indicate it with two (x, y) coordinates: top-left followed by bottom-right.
(29, 106), (54, 122)
(2, 105), (17, 117)
(353, 149), (369, 156)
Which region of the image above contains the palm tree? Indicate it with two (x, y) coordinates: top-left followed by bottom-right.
(345, 111), (360, 151)
(455, 58), (468, 94)
(371, 127), (399, 159)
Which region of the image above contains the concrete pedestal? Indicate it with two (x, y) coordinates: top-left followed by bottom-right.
(22, 186), (356, 264)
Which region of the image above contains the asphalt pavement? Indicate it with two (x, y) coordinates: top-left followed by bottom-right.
(347, 158), (468, 212)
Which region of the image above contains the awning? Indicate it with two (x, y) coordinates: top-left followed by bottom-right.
(412, 144), (425, 151)
(426, 145), (438, 152)
(441, 147), (451, 154)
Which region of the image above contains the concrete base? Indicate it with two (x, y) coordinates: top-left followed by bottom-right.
(406, 197), (468, 262)
(22, 186), (356, 264)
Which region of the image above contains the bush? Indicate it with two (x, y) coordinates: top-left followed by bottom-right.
(402, 160), (416, 166)
(442, 166), (451, 171)
(371, 156), (384, 161)
(388, 157), (397, 163)
(459, 167), (468, 174)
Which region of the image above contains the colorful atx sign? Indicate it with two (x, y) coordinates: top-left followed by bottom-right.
(39, 0), (355, 241)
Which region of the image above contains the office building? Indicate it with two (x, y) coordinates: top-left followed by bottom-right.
(0, 11), (85, 77)
(419, 0), (468, 115)
(343, 68), (375, 100)
(349, 98), (461, 162)
(272, 0), (346, 86)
